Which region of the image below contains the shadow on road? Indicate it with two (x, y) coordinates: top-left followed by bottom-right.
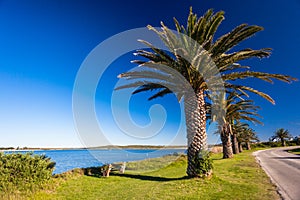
(272, 156), (300, 160)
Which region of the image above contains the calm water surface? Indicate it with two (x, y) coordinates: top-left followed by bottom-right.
(8, 149), (186, 174)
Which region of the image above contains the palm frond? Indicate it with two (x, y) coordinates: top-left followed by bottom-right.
(209, 24), (248, 56)
(225, 83), (275, 104)
(222, 71), (295, 83)
(148, 88), (172, 100)
(114, 81), (152, 91)
(132, 83), (167, 94)
(215, 48), (271, 69)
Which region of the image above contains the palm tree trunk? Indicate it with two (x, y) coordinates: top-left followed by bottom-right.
(185, 89), (209, 177)
(281, 138), (286, 146)
(238, 142), (243, 152)
(231, 133), (239, 154)
(246, 142), (251, 150)
(221, 124), (233, 159)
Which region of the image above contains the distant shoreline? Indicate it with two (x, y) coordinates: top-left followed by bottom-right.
(0, 145), (188, 151)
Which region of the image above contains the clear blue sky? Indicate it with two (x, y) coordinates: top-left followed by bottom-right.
(0, 0), (299, 148)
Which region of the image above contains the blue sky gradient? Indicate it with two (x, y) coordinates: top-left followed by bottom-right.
(0, 0), (300, 147)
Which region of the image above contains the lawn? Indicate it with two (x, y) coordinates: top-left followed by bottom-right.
(27, 149), (279, 200)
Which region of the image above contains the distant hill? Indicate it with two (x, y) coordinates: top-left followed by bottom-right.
(86, 145), (187, 149)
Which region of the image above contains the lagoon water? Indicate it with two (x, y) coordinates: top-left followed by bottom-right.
(7, 149), (186, 174)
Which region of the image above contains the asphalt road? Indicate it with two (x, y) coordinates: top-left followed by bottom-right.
(253, 146), (300, 200)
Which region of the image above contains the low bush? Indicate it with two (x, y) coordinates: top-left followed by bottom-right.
(192, 150), (213, 177)
(0, 152), (55, 193)
(251, 143), (267, 148)
(251, 142), (282, 148)
(286, 140), (300, 146)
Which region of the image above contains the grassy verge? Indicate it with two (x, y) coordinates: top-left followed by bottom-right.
(287, 148), (300, 155)
(27, 149), (279, 200)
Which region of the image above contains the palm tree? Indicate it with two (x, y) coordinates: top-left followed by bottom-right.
(272, 128), (292, 146)
(233, 122), (248, 152)
(206, 93), (233, 158)
(208, 92), (262, 158)
(228, 95), (262, 155)
(236, 126), (259, 150)
(117, 8), (295, 177)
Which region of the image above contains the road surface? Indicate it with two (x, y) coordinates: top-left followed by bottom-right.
(253, 146), (300, 200)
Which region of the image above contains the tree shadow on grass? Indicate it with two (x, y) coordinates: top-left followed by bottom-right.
(110, 172), (190, 182)
(79, 166), (190, 181)
(212, 157), (223, 161)
(81, 167), (102, 178)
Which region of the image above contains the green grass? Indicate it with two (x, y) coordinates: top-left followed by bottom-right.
(287, 148), (300, 155)
(26, 150), (279, 200)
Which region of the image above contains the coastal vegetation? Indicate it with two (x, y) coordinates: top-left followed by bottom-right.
(0, 152), (55, 198)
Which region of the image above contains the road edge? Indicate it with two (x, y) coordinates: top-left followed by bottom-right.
(253, 149), (288, 200)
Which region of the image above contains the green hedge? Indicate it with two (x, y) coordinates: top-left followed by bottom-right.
(0, 152), (55, 193)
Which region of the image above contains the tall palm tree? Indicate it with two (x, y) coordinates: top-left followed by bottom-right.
(272, 128), (292, 146)
(208, 92), (262, 158)
(117, 8), (295, 177)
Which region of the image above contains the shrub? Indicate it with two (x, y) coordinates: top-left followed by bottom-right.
(0, 152), (55, 193)
(192, 150), (213, 177)
(286, 140), (298, 146)
(251, 143), (267, 148)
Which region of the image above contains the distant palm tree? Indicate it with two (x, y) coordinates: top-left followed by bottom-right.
(117, 8), (295, 177)
(233, 122), (248, 152)
(228, 96), (262, 155)
(237, 126), (259, 150)
(272, 128), (292, 146)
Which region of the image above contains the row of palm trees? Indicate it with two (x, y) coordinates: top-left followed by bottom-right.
(235, 124), (259, 151)
(116, 8), (296, 177)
